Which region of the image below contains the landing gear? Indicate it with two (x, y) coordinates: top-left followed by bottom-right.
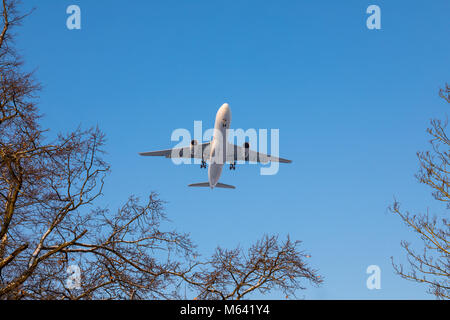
(200, 160), (207, 169)
(229, 162), (236, 170)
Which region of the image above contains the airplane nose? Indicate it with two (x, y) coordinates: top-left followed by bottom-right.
(217, 103), (231, 122)
(221, 103), (231, 116)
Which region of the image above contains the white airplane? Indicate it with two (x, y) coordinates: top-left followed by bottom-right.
(139, 103), (292, 189)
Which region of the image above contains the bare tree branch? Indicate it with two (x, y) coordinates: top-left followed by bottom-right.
(390, 85), (450, 300)
(173, 235), (322, 300)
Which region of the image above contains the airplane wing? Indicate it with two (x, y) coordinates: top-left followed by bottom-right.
(139, 142), (211, 159)
(226, 143), (292, 164)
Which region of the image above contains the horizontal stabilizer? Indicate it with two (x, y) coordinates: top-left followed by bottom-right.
(188, 182), (210, 188)
(215, 183), (236, 189)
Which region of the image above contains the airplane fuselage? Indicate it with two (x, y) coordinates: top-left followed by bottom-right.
(208, 103), (231, 188)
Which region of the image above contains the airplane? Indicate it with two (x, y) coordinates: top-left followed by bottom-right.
(139, 103), (292, 189)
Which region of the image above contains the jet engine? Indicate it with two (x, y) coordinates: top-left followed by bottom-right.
(190, 139), (198, 157)
(243, 142), (250, 161)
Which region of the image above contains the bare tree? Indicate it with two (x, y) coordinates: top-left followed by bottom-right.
(390, 84), (449, 300)
(0, 0), (195, 300)
(0, 0), (322, 300)
(6, 193), (196, 300)
(175, 235), (322, 300)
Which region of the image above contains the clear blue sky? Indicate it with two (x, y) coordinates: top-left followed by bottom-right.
(16, 0), (449, 299)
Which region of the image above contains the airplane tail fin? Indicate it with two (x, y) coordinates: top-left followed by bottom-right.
(188, 182), (236, 189)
